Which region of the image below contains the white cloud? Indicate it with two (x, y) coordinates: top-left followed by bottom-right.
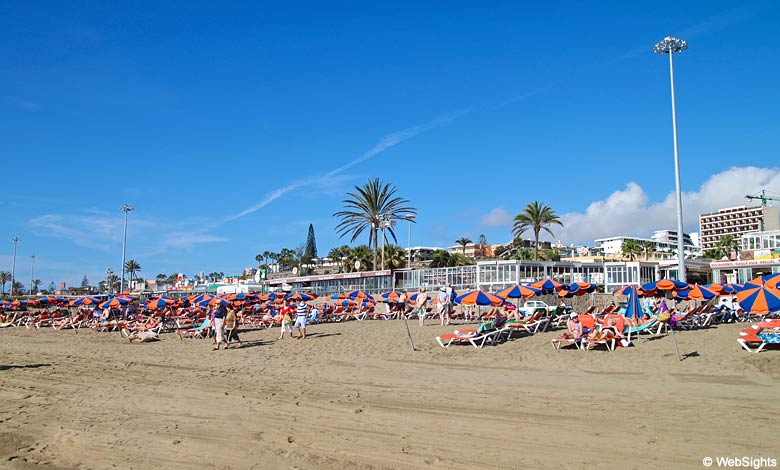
(481, 207), (513, 227)
(555, 166), (780, 245)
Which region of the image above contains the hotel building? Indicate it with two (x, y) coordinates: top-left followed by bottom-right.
(699, 205), (780, 252)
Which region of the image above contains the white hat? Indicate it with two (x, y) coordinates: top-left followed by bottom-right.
(569, 312), (578, 319)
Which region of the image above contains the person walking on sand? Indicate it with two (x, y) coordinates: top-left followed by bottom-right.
(224, 305), (241, 347)
(212, 302), (228, 350)
(437, 287), (451, 326)
(417, 288), (429, 327)
(278, 300), (294, 339)
(294, 300), (309, 339)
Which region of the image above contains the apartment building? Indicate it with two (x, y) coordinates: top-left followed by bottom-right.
(699, 205), (780, 251)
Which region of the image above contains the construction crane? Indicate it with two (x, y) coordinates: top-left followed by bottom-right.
(746, 190), (780, 207)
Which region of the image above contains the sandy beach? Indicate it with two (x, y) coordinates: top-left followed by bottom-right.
(1, 319), (779, 469)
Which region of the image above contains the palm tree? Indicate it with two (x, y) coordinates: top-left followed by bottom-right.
(517, 248), (533, 261)
(382, 244), (407, 269)
(31, 279), (41, 295)
(334, 178), (416, 270)
(344, 245), (373, 272)
(512, 201), (564, 261)
(641, 241), (655, 260)
(455, 237), (472, 255)
(429, 250), (453, 268)
(621, 239), (643, 261)
(124, 259), (141, 286)
(717, 234), (738, 260)
(0, 271), (10, 296)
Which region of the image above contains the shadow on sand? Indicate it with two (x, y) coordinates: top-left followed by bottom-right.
(0, 363), (52, 371)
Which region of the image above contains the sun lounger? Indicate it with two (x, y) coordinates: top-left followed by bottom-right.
(624, 317), (658, 344)
(178, 318), (210, 339)
(551, 316), (594, 350)
(583, 315), (625, 352)
(505, 312), (549, 339)
(737, 326), (780, 353)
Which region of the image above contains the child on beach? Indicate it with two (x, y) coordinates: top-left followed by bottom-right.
(278, 301), (294, 339)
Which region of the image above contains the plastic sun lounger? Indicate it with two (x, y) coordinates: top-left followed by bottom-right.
(436, 328), (501, 349)
(178, 318), (211, 339)
(582, 315), (626, 352)
(624, 317), (659, 344)
(737, 326), (780, 353)
(551, 316), (595, 350)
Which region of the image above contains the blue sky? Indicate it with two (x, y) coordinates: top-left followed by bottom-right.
(2, 1), (780, 288)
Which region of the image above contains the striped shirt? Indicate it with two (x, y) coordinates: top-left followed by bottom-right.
(296, 302), (308, 317)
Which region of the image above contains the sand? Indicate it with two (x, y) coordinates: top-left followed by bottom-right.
(1, 318), (779, 469)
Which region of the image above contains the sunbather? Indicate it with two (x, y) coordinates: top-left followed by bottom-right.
(588, 317), (621, 342)
(556, 312), (585, 342)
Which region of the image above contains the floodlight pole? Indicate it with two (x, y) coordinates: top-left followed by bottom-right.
(119, 204), (133, 293)
(654, 36), (688, 283)
(404, 214), (415, 267)
(30, 255), (36, 295)
(10, 237), (20, 296)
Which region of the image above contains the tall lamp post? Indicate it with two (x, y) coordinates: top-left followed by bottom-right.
(30, 255), (36, 295)
(119, 204), (134, 293)
(403, 214), (415, 267)
(10, 237), (20, 296)
(654, 35), (688, 283)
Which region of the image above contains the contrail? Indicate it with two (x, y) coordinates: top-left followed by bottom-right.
(225, 110), (470, 222)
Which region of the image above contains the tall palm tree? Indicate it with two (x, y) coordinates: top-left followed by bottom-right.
(31, 279), (42, 295)
(455, 237), (472, 255)
(334, 178), (416, 270)
(124, 259), (141, 286)
(0, 271), (10, 296)
(512, 201), (564, 261)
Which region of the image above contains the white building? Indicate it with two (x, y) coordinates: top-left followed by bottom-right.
(595, 231), (698, 258)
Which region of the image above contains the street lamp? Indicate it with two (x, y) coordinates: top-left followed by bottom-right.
(10, 237), (20, 296)
(119, 204), (134, 293)
(30, 255), (36, 295)
(403, 214), (415, 267)
(654, 35), (688, 283)
(379, 215), (395, 270)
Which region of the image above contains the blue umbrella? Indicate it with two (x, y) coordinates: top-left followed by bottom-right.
(623, 286), (644, 319)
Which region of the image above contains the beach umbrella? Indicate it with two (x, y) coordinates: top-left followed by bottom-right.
(613, 285), (650, 297)
(529, 279), (565, 293)
(146, 298), (175, 310)
(347, 290), (374, 301)
(745, 273), (780, 289)
(454, 290), (504, 306)
(329, 293), (347, 300)
(380, 290), (403, 302)
(680, 284), (717, 301)
(286, 292), (316, 301)
(641, 279), (688, 293)
(736, 283), (780, 314)
(228, 292), (253, 301)
(10, 300), (27, 308)
(622, 286), (644, 320)
(559, 282), (597, 298)
(722, 283), (744, 294)
(70, 296), (100, 307)
(495, 284), (540, 300)
(189, 293), (214, 304)
(99, 297), (130, 309)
